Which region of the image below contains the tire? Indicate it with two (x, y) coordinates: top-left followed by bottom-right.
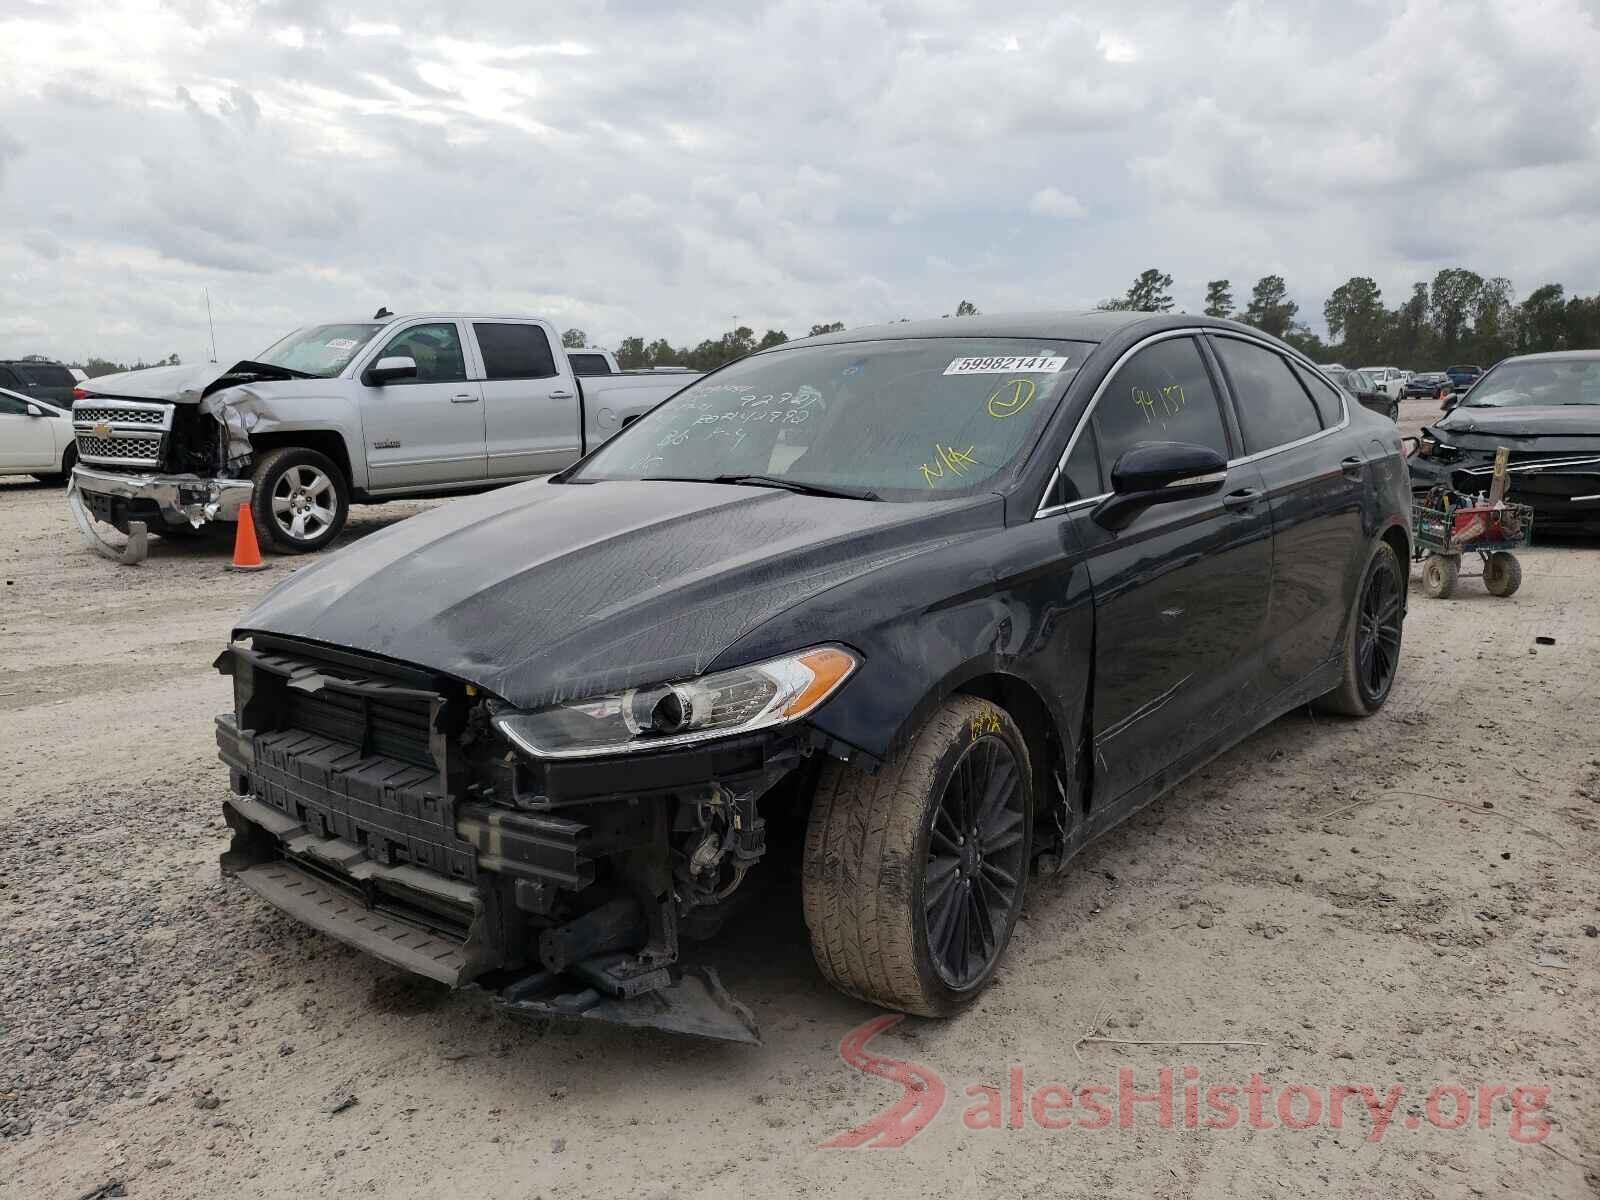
(802, 695), (1033, 1016)
(1421, 552), (1459, 599)
(1317, 538), (1405, 716)
(250, 447), (349, 554)
(32, 442), (76, 485)
(1484, 551), (1522, 597)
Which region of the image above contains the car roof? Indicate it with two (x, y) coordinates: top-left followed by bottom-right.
(0, 358), (70, 367)
(783, 310), (1271, 349)
(1489, 350), (1600, 365)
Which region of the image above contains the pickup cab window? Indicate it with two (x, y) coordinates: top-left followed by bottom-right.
(473, 323), (558, 381)
(378, 323), (467, 384)
(568, 353), (613, 376)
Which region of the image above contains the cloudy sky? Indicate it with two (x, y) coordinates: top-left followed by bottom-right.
(2, 0), (1598, 364)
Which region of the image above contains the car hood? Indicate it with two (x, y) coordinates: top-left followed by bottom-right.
(1439, 405), (1600, 440)
(237, 478), (1000, 709)
(80, 360), (312, 404)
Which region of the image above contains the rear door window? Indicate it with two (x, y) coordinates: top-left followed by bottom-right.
(1211, 337), (1322, 452)
(473, 323), (558, 381)
(1290, 363), (1344, 427)
(1091, 336), (1231, 488)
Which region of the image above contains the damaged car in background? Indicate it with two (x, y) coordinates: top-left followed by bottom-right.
(67, 313), (701, 563)
(1410, 350), (1600, 532)
(214, 312), (1411, 1043)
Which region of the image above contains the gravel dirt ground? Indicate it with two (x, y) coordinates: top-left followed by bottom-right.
(3, 410), (1597, 1199)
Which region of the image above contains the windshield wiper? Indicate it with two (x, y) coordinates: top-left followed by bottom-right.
(640, 474), (880, 501)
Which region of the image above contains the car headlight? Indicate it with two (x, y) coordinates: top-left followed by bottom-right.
(491, 645), (859, 759)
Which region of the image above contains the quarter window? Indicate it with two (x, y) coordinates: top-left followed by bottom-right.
(473, 323), (558, 381)
(1092, 337), (1230, 489)
(1212, 337), (1321, 452)
(1291, 363), (1343, 427)
(376, 323), (467, 385)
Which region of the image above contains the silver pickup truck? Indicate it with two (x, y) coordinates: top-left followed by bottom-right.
(68, 313), (701, 557)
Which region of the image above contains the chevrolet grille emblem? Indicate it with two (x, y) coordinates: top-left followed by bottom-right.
(92, 421), (112, 437)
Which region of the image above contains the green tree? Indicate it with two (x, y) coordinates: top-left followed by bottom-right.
(1516, 284), (1566, 353)
(1098, 269), (1173, 313)
(1281, 323), (1327, 359)
(1428, 268), (1483, 357)
(1469, 278), (1514, 364)
(1324, 276), (1386, 363)
(615, 336), (647, 370)
(1242, 275), (1298, 338)
(1203, 279), (1234, 319)
(807, 321), (846, 337)
(755, 329), (789, 350)
(560, 329), (587, 349)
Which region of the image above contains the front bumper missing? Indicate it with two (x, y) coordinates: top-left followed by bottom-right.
(215, 693), (768, 1044)
(68, 465), (252, 563)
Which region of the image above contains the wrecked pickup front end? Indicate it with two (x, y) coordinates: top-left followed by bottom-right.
(213, 633), (851, 1043)
(67, 360), (311, 561)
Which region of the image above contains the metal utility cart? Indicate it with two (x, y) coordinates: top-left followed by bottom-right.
(1412, 473), (1533, 601)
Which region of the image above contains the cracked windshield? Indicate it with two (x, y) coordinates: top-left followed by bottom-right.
(573, 337), (1094, 499)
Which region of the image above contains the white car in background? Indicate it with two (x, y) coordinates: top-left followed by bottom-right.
(1362, 367), (1406, 400)
(0, 387), (78, 482)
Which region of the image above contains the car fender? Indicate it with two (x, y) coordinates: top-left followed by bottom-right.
(203, 382), (368, 489)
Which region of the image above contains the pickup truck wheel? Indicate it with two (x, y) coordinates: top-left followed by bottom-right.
(802, 696), (1033, 1016)
(252, 447), (349, 554)
(1316, 538), (1405, 715)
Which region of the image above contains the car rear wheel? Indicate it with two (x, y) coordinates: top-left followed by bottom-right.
(802, 695), (1033, 1016)
(32, 442), (77, 485)
(1317, 539), (1405, 716)
(251, 447), (349, 554)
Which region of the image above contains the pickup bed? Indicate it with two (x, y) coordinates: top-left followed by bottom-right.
(68, 313), (702, 558)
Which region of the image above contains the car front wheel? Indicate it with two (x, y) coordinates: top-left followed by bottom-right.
(251, 447), (349, 554)
(802, 695), (1033, 1016)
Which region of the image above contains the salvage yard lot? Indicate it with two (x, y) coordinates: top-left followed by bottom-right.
(2, 444), (1598, 1198)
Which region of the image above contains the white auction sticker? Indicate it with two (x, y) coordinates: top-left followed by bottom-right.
(326, 338), (358, 350)
(944, 354), (1067, 376)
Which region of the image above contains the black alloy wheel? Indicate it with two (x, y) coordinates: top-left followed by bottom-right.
(924, 734), (1027, 990)
(1355, 547), (1403, 704)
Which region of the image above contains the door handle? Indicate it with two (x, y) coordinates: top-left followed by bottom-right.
(1340, 455), (1363, 479)
(1222, 487), (1263, 512)
(450, 393), (480, 404)
(548, 389), (575, 400)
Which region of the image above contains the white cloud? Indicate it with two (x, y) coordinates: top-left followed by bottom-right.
(0, 0), (1597, 361)
(1029, 187), (1087, 220)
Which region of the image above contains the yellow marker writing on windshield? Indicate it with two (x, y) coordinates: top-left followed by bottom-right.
(987, 377), (1035, 419)
(920, 444), (979, 487)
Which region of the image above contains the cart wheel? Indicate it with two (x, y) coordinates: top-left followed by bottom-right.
(1484, 551), (1522, 597)
(1422, 553), (1459, 599)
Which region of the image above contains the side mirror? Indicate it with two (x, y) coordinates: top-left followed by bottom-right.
(25, 402), (44, 417)
(1092, 441), (1227, 530)
(366, 355), (417, 385)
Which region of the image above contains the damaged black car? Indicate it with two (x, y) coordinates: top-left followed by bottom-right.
(215, 312), (1412, 1042)
(1410, 351), (1600, 531)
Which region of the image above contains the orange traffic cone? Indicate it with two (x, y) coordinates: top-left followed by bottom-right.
(227, 505), (268, 572)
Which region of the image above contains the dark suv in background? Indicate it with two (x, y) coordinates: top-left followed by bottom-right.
(1444, 365), (1484, 395)
(0, 361), (77, 407)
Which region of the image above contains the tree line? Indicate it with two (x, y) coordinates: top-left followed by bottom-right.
(1097, 267), (1599, 369)
(578, 270), (1600, 376)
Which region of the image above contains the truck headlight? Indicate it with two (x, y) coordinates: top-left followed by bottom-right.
(492, 646), (859, 759)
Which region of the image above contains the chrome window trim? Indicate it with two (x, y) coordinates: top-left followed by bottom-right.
(1033, 327), (1353, 520)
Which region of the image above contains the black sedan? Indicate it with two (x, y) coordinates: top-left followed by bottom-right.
(1410, 350), (1600, 530)
(1324, 367), (1399, 421)
(213, 313), (1412, 1038)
